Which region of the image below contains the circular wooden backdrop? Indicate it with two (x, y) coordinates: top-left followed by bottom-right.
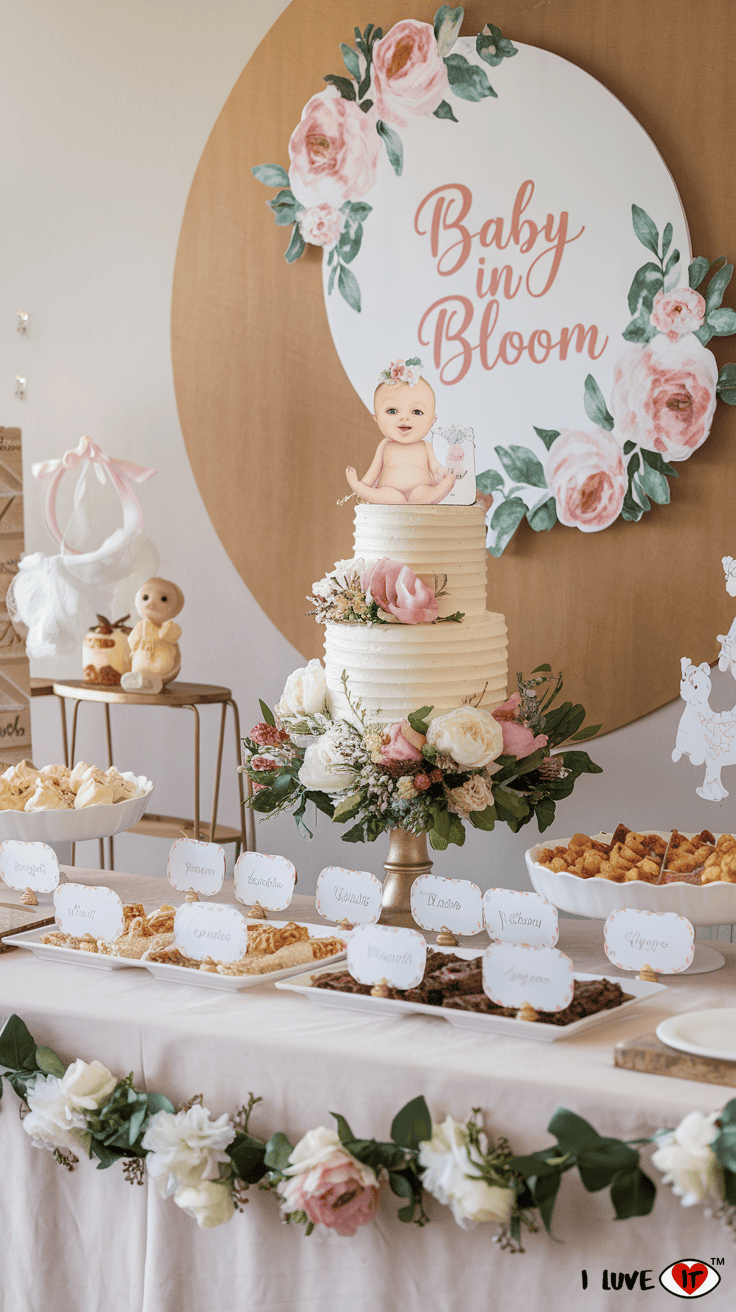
(172, 0), (736, 734)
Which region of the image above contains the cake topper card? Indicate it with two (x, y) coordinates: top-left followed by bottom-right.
(167, 838), (225, 896)
(347, 924), (427, 990)
(0, 840), (59, 893)
(482, 942), (574, 1012)
(674, 555), (736, 801)
(411, 873), (483, 936)
(54, 883), (124, 942)
(604, 908), (694, 974)
(483, 888), (558, 947)
(431, 426), (476, 506)
(173, 902), (248, 963)
(234, 851), (296, 911)
(315, 866), (382, 925)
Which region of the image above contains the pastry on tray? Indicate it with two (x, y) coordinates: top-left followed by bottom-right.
(0, 760), (145, 812)
(534, 826), (726, 884)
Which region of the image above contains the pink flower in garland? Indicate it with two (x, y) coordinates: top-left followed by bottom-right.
(298, 203), (345, 249)
(371, 20), (450, 128)
(288, 89), (381, 208)
(544, 428), (627, 532)
(362, 558), (438, 624)
(650, 288), (706, 342)
(380, 720), (425, 765)
(610, 334), (718, 462)
(278, 1127), (380, 1238)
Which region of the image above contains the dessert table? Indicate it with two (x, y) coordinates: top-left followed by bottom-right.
(1, 867), (735, 1312)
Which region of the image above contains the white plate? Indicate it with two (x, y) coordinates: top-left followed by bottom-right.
(526, 833), (736, 926)
(276, 953), (666, 1041)
(656, 1009), (736, 1060)
(4, 925), (147, 971)
(0, 774), (154, 842)
(139, 920), (347, 991)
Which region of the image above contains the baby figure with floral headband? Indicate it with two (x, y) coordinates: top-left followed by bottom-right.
(346, 358), (456, 505)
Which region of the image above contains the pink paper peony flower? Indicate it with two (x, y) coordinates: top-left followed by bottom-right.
(298, 203), (345, 249)
(278, 1128), (380, 1237)
(361, 558), (438, 624)
(288, 89), (381, 208)
(380, 720), (425, 764)
(371, 20), (450, 128)
(650, 288), (706, 341)
(610, 334), (718, 462)
(544, 428), (627, 532)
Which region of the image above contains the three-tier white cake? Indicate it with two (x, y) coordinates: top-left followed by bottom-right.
(323, 503), (508, 725)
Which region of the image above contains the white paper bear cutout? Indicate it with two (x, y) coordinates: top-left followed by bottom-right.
(674, 555), (736, 800)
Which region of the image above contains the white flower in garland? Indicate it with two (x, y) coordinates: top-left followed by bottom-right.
(23, 1074), (91, 1154)
(651, 1110), (724, 1207)
(418, 1115), (514, 1230)
(142, 1104), (235, 1198)
(172, 1179), (236, 1229)
(60, 1058), (118, 1111)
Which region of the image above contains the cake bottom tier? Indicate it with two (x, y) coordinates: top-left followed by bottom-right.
(324, 614), (508, 725)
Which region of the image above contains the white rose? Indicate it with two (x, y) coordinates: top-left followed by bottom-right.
(418, 1116), (514, 1230)
(314, 558), (370, 595)
(298, 727), (357, 792)
(280, 1126), (378, 1190)
(275, 659), (327, 721)
(23, 1074), (90, 1154)
(173, 1180), (235, 1229)
(60, 1058), (118, 1110)
(142, 1105), (235, 1197)
(651, 1111), (723, 1206)
(426, 707), (504, 770)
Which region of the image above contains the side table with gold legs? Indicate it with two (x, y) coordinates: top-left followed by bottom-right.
(51, 680), (254, 869)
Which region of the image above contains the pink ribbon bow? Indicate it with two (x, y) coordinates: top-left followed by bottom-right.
(32, 435), (157, 552)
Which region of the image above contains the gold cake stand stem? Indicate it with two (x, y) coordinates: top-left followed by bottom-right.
(380, 827), (433, 925)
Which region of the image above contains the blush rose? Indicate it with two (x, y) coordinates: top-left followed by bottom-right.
(544, 428), (627, 531)
(278, 1127), (380, 1237)
(288, 89), (381, 208)
(361, 558), (438, 624)
(379, 719), (425, 764)
(492, 694), (548, 757)
(650, 288), (706, 341)
(610, 334), (718, 461)
(299, 203), (345, 249)
(371, 20), (450, 128)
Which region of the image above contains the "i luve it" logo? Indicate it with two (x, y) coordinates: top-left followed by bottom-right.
(659, 1260), (722, 1298)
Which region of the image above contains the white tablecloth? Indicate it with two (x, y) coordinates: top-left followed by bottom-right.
(1, 869), (735, 1312)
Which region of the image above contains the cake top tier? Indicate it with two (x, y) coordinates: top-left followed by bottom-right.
(352, 503), (488, 618)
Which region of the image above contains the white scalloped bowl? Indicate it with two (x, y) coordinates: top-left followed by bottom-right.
(0, 775), (154, 843)
(525, 834), (736, 926)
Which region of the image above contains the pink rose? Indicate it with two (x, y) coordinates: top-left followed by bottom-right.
(372, 20), (450, 128)
(650, 288), (706, 341)
(361, 558), (438, 624)
(288, 89), (381, 208)
(380, 720), (425, 764)
(610, 335), (718, 462)
(544, 429), (627, 531)
(299, 203), (345, 249)
(492, 692), (521, 721)
(278, 1129), (380, 1237)
(498, 720), (548, 758)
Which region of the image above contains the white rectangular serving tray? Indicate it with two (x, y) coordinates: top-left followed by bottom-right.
(275, 950), (666, 1041)
(4, 925), (147, 971)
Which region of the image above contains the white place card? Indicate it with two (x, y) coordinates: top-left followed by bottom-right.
(0, 840), (60, 893)
(410, 873), (483, 936)
(173, 902), (248, 963)
(604, 908), (694, 975)
(482, 942), (574, 1012)
(234, 851), (296, 911)
(483, 888), (559, 947)
(167, 838), (225, 895)
(347, 924), (427, 990)
(315, 866), (382, 925)
(54, 883), (124, 942)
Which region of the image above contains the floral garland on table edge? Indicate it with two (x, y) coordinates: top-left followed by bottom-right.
(3, 1014), (736, 1241)
(242, 658), (601, 846)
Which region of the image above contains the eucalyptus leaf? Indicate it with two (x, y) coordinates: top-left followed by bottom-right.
(337, 264), (361, 313)
(533, 427), (560, 451)
(494, 444), (547, 488)
(323, 74), (356, 101)
(443, 53), (496, 101)
(475, 468), (504, 494)
(631, 204), (660, 256)
(251, 163), (290, 189)
(339, 43), (361, 79)
(688, 256), (710, 289)
(583, 374), (614, 430)
(376, 120), (403, 176)
(433, 99), (458, 121)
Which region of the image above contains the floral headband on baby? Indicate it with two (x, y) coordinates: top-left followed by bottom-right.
(377, 357), (423, 387)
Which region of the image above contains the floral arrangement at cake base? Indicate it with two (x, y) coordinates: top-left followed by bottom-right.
(242, 662), (601, 848)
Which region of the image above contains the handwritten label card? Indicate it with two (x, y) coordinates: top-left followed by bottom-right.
(483, 888), (559, 948)
(0, 840), (60, 893)
(315, 867), (382, 925)
(347, 924), (427, 991)
(167, 838), (225, 896)
(411, 874), (483, 936)
(234, 851), (296, 911)
(173, 902), (248, 963)
(482, 942), (574, 1013)
(54, 884), (124, 942)
(604, 908), (694, 975)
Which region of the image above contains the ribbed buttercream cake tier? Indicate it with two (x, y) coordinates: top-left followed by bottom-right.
(324, 503), (508, 725)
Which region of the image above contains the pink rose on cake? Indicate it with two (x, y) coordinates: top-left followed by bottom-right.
(610, 335), (718, 461)
(371, 20), (450, 128)
(288, 89), (381, 208)
(298, 203), (345, 249)
(492, 693), (548, 758)
(278, 1127), (380, 1237)
(650, 288), (706, 342)
(379, 719), (426, 765)
(544, 428), (627, 531)
(361, 558), (438, 624)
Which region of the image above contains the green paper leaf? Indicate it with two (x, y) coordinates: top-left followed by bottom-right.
(339, 43), (361, 79)
(694, 322), (715, 346)
(433, 99), (459, 121)
(641, 449), (677, 477)
(631, 204), (660, 256)
(717, 362), (736, 404)
(637, 462), (670, 504)
(688, 256), (710, 289)
(337, 264), (361, 313)
(268, 189), (300, 226)
(707, 306), (736, 335)
(342, 201), (372, 221)
(583, 375), (614, 430)
(663, 248), (680, 277)
(433, 5), (464, 56)
(661, 222), (673, 260)
(359, 98), (373, 113)
(488, 496), (527, 555)
(444, 52), (496, 101)
(0, 1015), (40, 1074)
(610, 1166), (657, 1219)
(494, 444), (547, 488)
(621, 490), (644, 521)
(376, 120), (403, 175)
(284, 224), (305, 264)
(705, 262), (733, 313)
(476, 23), (518, 66)
(633, 478), (651, 512)
(533, 427), (560, 451)
(251, 163), (290, 189)
(527, 498), (557, 532)
(475, 468), (504, 494)
(323, 74), (356, 101)
(391, 1095), (432, 1150)
(627, 261), (664, 316)
(328, 261), (338, 296)
(337, 221), (363, 265)
(622, 307), (657, 343)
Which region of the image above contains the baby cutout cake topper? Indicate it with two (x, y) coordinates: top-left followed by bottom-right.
(346, 358), (459, 505)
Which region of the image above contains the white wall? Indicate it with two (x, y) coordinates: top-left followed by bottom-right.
(2, 0), (731, 894)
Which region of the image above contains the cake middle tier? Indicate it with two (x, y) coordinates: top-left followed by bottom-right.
(324, 612), (508, 726)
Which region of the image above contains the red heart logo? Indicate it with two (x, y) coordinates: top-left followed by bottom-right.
(671, 1264), (709, 1294)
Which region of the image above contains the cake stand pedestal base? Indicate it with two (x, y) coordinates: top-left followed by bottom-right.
(380, 828), (432, 926)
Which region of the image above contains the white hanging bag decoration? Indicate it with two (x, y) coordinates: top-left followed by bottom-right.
(7, 436), (158, 659)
